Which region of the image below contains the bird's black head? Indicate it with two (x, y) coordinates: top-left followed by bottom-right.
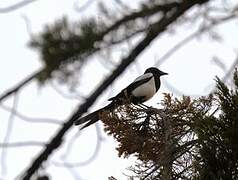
(144, 67), (168, 77)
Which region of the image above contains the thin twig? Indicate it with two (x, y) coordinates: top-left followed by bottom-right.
(50, 81), (85, 100)
(74, 0), (95, 13)
(53, 123), (104, 168)
(0, 2), (178, 103)
(221, 56), (238, 82)
(0, 69), (42, 103)
(0, 104), (62, 125)
(1, 93), (19, 176)
(0, 0), (39, 13)
(0, 141), (45, 148)
(155, 10), (238, 67)
(21, 1), (209, 179)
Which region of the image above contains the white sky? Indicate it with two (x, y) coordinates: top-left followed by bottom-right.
(0, 0), (237, 179)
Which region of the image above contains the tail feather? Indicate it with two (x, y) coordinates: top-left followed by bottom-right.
(74, 109), (100, 126)
(74, 102), (115, 129)
(80, 115), (99, 129)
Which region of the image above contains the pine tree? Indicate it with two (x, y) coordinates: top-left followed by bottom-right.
(102, 70), (238, 179)
(193, 70), (238, 180)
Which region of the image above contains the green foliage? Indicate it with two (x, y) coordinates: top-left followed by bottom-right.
(193, 71), (238, 180)
(29, 17), (106, 83)
(28, 1), (182, 85)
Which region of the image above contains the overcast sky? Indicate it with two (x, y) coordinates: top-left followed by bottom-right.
(0, 0), (237, 179)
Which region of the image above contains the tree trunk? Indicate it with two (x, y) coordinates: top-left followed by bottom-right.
(162, 115), (173, 180)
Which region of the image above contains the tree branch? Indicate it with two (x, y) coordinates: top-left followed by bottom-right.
(21, 1), (209, 179)
(0, 141), (44, 148)
(0, 2), (178, 103)
(0, 0), (39, 13)
(0, 1), (189, 103)
(0, 104), (62, 125)
(1, 93), (19, 175)
(0, 69), (42, 103)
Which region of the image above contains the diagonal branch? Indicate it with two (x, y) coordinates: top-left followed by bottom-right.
(0, 2), (178, 103)
(21, 0), (209, 179)
(0, 0), (39, 13)
(0, 69), (42, 103)
(0, 2), (181, 103)
(100, 1), (180, 36)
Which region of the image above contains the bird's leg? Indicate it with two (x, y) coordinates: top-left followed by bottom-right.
(137, 115), (150, 131)
(137, 103), (157, 116)
(122, 89), (132, 104)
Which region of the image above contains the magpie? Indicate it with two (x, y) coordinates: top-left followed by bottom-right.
(74, 67), (168, 129)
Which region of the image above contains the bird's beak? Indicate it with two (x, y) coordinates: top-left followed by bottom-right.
(160, 71), (168, 76)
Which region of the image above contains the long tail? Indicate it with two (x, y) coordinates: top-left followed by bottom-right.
(74, 103), (114, 129)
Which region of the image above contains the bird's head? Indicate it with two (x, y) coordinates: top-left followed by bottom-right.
(144, 67), (168, 77)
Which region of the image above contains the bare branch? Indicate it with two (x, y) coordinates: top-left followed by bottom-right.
(0, 0), (39, 13)
(221, 55), (238, 82)
(0, 69), (42, 103)
(0, 104), (62, 125)
(1, 93), (19, 175)
(50, 82), (86, 101)
(20, 1), (209, 179)
(101, 1), (180, 37)
(155, 10), (238, 67)
(53, 124), (104, 168)
(0, 141), (45, 148)
(21, 14), (33, 36)
(211, 56), (227, 71)
(0, 2), (179, 103)
(74, 0), (95, 13)
(113, 0), (130, 10)
(64, 167), (81, 180)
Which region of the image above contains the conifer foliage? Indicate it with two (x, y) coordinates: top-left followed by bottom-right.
(193, 71), (238, 180)
(102, 70), (238, 179)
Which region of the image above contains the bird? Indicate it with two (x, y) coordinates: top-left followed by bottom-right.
(74, 67), (168, 129)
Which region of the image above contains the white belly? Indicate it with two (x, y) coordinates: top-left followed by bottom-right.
(131, 77), (156, 101)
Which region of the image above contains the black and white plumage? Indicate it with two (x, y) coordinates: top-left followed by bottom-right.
(74, 67), (168, 129)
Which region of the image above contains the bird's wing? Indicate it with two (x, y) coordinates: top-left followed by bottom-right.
(126, 73), (153, 93)
(133, 73), (153, 83)
(108, 73), (153, 101)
